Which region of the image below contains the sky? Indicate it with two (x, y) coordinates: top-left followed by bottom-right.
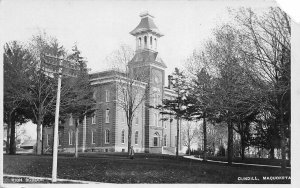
(0, 0), (276, 77)
(0, 0), (278, 140)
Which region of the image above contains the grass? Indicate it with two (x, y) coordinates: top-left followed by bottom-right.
(4, 153), (291, 184)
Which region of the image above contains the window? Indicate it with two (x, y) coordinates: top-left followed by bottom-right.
(154, 38), (157, 49)
(69, 131), (73, 145)
(69, 114), (73, 126)
(139, 37), (142, 46)
(93, 90), (97, 100)
(154, 137), (158, 146)
(150, 36), (153, 48)
(155, 113), (158, 127)
(106, 109), (110, 123)
(121, 111), (125, 123)
(144, 36), (147, 47)
(121, 130), (125, 144)
(46, 134), (50, 146)
(105, 90), (110, 102)
(105, 129), (110, 144)
(91, 130), (96, 144)
(135, 115), (139, 125)
(163, 135), (167, 146)
(135, 131), (138, 145)
(91, 113), (96, 124)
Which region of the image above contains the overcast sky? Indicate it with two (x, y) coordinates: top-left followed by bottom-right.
(0, 0), (278, 139)
(0, 0), (276, 78)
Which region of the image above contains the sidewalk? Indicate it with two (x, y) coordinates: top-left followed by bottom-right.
(183, 155), (291, 169)
(4, 174), (103, 184)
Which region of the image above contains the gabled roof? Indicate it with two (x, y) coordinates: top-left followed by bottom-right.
(130, 12), (163, 37)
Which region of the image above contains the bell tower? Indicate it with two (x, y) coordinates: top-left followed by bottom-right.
(130, 12), (163, 52)
(128, 12), (167, 153)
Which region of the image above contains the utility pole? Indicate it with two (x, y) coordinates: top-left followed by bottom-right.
(42, 54), (79, 183)
(0, 48), (4, 187)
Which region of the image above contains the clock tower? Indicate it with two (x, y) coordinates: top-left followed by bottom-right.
(128, 12), (167, 153)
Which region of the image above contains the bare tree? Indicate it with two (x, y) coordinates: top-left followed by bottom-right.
(182, 121), (199, 155)
(233, 7), (291, 168)
(106, 45), (152, 155)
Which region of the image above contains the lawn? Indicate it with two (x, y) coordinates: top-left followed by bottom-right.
(4, 153), (291, 184)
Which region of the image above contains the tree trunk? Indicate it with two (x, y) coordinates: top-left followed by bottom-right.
(227, 119), (233, 165)
(188, 142), (191, 156)
(241, 135), (245, 160)
(279, 126), (287, 169)
(6, 113), (11, 154)
(176, 118), (179, 158)
(127, 120), (132, 156)
(9, 113), (16, 155)
(36, 117), (42, 155)
(75, 120), (79, 158)
(203, 116), (207, 162)
(269, 146), (275, 159)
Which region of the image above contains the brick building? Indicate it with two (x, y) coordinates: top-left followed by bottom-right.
(43, 12), (182, 154)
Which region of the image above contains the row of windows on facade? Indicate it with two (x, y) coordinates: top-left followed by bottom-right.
(46, 130), (170, 147)
(68, 110), (167, 128)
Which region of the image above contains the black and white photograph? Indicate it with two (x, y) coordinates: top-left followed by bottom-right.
(0, 0), (298, 185)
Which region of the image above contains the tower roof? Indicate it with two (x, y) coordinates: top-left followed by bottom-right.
(130, 12), (163, 37)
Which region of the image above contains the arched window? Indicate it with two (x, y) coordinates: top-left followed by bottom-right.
(135, 131), (138, 145)
(91, 130), (96, 144)
(69, 131), (73, 145)
(144, 36), (147, 47)
(139, 37), (141, 46)
(154, 132), (160, 146)
(150, 36), (153, 48)
(121, 129), (125, 144)
(105, 129), (110, 144)
(91, 113), (96, 124)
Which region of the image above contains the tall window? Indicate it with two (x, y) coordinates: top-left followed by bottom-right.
(105, 90), (110, 102)
(155, 113), (158, 127)
(121, 129), (125, 144)
(106, 109), (110, 123)
(91, 113), (96, 124)
(150, 36), (153, 48)
(121, 111), (125, 123)
(163, 135), (167, 146)
(105, 129), (110, 144)
(69, 114), (73, 126)
(138, 37), (141, 47)
(91, 130), (96, 144)
(135, 115), (139, 125)
(135, 131), (138, 145)
(144, 36), (147, 47)
(46, 134), (50, 146)
(154, 38), (157, 49)
(69, 131), (73, 145)
(154, 137), (158, 146)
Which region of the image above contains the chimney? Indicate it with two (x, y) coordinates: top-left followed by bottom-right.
(168, 75), (173, 89)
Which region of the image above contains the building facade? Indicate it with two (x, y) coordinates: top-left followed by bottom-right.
(43, 12), (182, 154)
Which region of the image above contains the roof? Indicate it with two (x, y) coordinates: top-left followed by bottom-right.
(130, 12), (163, 37)
(128, 50), (167, 69)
